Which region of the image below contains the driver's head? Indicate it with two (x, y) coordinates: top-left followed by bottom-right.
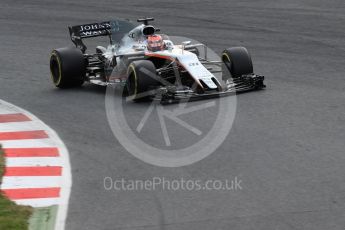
(147, 35), (164, 52)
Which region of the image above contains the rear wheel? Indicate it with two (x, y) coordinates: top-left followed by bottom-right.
(50, 47), (86, 88)
(126, 60), (160, 101)
(222, 47), (253, 80)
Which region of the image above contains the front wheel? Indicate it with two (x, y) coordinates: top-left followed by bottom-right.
(222, 47), (253, 80)
(126, 60), (160, 101)
(50, 47), (86, 88)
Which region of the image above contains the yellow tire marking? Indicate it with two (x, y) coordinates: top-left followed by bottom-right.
(127, 64), (138, 98)
(222, 52), (231, 63)
(50, 52), (62, 86)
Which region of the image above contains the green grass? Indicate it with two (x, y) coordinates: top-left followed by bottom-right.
(0, 145), (33, 230)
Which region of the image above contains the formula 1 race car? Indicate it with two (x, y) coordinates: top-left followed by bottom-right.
(49, 18), (265, 103)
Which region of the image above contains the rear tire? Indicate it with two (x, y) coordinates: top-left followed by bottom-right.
(126, 60), (160, 101)
(222, 47), (253, 79)
(50, 47), (86, 88)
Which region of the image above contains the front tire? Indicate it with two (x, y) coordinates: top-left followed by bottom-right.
(50, 47), (86, 88)
(222, 47), (253, 79)
(126, 60), (160, 101)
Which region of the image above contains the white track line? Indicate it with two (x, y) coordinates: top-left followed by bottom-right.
(0, 139), (58, 148)
(1, 176), (62, 189)
(0, 107), (19, 114)
(5, 157), (63, 167)
(15, 198), (61, 207)
(0, 120), (44, 132)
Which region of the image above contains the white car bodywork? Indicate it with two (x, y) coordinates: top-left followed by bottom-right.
(102, 24), (221, 90)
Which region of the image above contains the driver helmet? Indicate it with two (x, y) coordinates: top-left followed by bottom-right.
(147, 35), (164, 52)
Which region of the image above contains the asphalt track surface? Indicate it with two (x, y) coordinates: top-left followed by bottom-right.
(1, 0), (345, 229)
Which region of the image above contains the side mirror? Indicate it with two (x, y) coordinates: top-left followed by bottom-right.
(181, 41), (191, 46)
(132, 44), (145, 51)
(181, 41), (191, 53)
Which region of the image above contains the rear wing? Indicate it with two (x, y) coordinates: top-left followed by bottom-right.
(68, 21), (111, 53)
(68, 20), (136, 53)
